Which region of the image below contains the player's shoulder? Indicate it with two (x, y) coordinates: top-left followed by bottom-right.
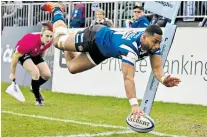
(130, 30), (144, 40)
(22, 33), (40, 39)
(134, 31), (144, 39)
(23, 33), (41, 42)
(136, 30), (145, 35)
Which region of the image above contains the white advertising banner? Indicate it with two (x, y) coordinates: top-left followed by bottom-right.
(52, 28), (207, 106)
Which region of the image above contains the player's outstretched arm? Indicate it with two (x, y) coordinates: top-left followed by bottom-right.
(122, 62), (136, 100)
(150, 55), (181, 87)
(121, 62), (144, 119)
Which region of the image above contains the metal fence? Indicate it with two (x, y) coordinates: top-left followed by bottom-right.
(1, 1), (207, 30)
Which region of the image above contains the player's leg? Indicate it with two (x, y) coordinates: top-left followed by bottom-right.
(33, 55), (52, 102)
(36, 62), (51, 81)
(34, 55), (51, 82)
(64, 51), (79, 60)
(64, 41), (108, 74)
(19, 55), (43, 105)
(64, 51), (96, 74)
(41, 2), (77, 52)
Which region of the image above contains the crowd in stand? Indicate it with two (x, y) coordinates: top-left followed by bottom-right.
(1, 1), (207, 31)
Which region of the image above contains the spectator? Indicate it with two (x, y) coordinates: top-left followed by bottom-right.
(70, 3), (85, 28)
(125, 6), (150, 28)
(90, 9), (114, 27)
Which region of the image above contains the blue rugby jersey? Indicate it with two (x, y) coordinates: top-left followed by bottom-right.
(95, 26), (161, 66)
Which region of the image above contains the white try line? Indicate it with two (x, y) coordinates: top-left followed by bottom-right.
(2, 110), (187, 137)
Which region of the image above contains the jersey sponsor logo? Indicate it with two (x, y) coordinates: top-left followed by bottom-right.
(78, 46), (84, 51)
(140, 51), (147, 56)
(23, 54), (30, 59)
(121, 30), (136, 40)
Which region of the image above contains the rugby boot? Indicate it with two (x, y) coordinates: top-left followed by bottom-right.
(41, 2), (65, 13)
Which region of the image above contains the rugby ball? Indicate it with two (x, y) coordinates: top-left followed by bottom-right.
(126, 114), (155, 133)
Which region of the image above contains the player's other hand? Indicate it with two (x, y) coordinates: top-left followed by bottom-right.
(9, 73), (15, 81)
(162, 75), (181, 87)
(131, 105), (145, 120)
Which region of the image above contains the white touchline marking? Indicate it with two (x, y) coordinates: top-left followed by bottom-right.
(1, 111), (124, 129)
(42, 130), (187, 137)
(42, 130), (135, 137)
(2, 110), (187, 137)
(2, 110), (125, 129)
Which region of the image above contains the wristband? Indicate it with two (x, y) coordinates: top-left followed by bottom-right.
(129, 98), (138, 106)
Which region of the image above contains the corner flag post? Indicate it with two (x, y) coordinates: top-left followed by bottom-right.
(141, 1), (181, 115)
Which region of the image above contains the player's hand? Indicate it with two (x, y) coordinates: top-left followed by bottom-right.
(131, 105), (145, 119)
(9, 73), (15, 81)
(162, 75), (181, 87)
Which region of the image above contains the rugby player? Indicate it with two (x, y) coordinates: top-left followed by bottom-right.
(41, 2), (181, 118)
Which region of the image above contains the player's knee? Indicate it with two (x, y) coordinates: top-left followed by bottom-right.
(41, 71), (51, 80)
(54, 26), (68, 38)
(67, 64), (77, 74)
(53, 26), (68, 49)
(68, 67), (77, 74)
(31, 70), (40, 80)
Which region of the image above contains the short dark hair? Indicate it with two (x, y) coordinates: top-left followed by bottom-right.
(133, 6), (144, 11)
(145, 24), (163, 36)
